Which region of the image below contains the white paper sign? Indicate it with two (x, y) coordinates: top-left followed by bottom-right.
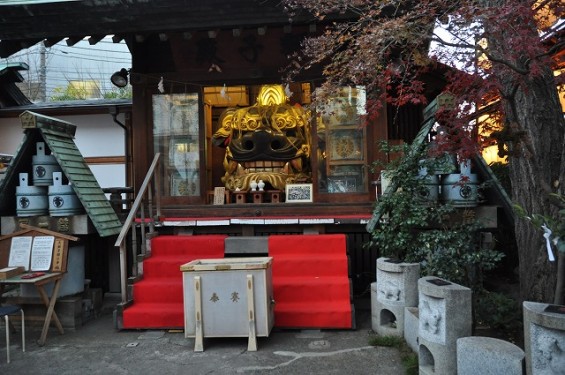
(8, 236), (33, 271)
(213, 187), (226, 205)
(30, 236), (55, 271)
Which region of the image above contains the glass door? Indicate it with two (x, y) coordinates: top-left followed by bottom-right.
(152, 93), (201, 198)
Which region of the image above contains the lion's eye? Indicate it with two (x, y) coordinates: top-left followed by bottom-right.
(243, 139), (255, 150)
(271, 140), (282, 150)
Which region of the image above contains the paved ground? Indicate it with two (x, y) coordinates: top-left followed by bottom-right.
(0, 297), (405, 374)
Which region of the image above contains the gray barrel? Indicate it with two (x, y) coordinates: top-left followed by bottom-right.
(417, 174), (440, 202)
(48, 172), (84, 216)
(32, 142), (62, 186)
(16, 173), (48, 216)
(441, 173), (479, 207)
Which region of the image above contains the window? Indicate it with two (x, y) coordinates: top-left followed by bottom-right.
(316, 87), (368, 194)
(152, 93), (201, 197)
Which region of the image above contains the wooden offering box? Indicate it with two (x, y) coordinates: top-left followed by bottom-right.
(181, 257), (274, 351)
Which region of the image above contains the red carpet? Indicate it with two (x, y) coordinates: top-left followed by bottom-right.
(268, 234), (353, 329)
(122, 235), (226, 329)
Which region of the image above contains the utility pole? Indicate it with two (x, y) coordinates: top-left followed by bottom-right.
(38, 42), (46, 102)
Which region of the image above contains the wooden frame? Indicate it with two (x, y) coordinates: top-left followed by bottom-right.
(285, 183), (313, 203)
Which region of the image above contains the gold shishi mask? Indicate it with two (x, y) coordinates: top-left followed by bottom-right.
(212, 85), (312, 191)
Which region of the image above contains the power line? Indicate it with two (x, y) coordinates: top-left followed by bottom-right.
(46, 51), (131, 64)
(3, 40), (134, 101)
(5, 46), (131, 64)
(57, 44), (131, 55)
(48, 47), (130, 59)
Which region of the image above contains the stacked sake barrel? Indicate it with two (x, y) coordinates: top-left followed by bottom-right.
(16, 142), (83, 217)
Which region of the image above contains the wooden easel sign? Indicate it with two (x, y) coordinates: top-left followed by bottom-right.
(52, 238), (66, 272)
(0, 224), (78, 274)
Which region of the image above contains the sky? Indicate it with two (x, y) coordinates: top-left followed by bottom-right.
(1, 37), (131, 101)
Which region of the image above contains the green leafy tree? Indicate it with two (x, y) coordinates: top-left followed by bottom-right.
(103, 87), (132, 99)
(50, 85), (89, 101)
(50, 84), (131, 101)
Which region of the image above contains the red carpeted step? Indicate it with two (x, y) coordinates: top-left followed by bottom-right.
(274, 302), (353, 329)
(142, 255), (200, 278)
(122, 302), (185, 329)
(131, 279), (184, 303)
(122, 235), (226, 329)
(150, 235), (228, 256)
(268, 234), (353, 329)
(269, 234), (347, 256)
(268, 255), (348, 277)
(271, 276), (351, 303)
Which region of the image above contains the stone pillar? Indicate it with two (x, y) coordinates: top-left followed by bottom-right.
(418, 276), (472, 375)
(523, 301), (565, 375)
(404, 306), (419, 353)
(457, 336), (524, 375)
(371, 257), (420, 337)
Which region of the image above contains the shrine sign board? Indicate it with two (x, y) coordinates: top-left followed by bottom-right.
(0, 224), (79, 273)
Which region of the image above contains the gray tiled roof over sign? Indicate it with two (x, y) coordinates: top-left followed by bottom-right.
(0, 110), (122, 237)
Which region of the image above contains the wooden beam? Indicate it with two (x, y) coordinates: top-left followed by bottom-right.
(88, 35), (106, 45)
(44, 38), (63, 48)
(112, 34), (124, 43)
(0, 41), (24, 58)
(66, 36), (83, 47)
(84, 156), (126, 165)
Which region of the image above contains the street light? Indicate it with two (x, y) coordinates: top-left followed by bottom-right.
(110, 68), (129, 88)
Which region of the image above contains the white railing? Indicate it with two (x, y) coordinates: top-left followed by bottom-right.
(114, 153), (162, 304)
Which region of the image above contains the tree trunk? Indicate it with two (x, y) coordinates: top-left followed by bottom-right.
(486, 6), (565, 304)
(556, 253), (565, 305)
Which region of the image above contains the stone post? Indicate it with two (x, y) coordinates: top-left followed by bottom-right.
(371, 257), (420, 337)
(523, 301), (565, 375)
(418, 276), (472, 375)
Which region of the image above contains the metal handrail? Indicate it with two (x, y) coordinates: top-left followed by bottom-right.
(114, 153), (162, 304)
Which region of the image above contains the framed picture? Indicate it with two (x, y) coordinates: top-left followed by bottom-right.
(285, 183), (313, 203)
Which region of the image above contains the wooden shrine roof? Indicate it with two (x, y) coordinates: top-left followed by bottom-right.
(0, 0), (350, 58)
(0, 63), (32, 107)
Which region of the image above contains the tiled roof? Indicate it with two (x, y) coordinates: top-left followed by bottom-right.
(0, 63), (32, 107)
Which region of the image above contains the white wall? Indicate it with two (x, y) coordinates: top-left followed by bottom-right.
(0, 117), (25, 155)
(0, 112), (126, 189)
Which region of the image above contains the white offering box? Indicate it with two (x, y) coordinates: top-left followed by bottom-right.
(181, 257), (274, 352)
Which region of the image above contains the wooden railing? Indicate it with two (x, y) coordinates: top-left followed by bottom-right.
(114, 153), (162, 304)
